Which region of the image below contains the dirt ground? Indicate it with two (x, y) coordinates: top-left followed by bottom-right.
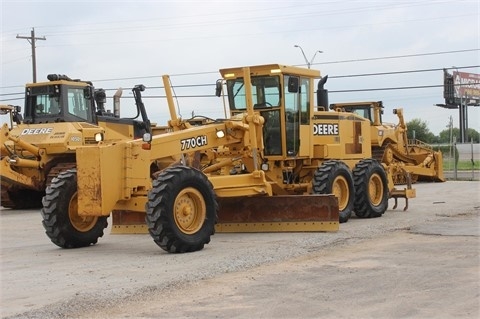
(1, 181), (479, 319)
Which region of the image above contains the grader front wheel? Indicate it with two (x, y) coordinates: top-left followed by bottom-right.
(173, 187), (207, 235)
(41, 169), (108, 248)
(145, 166), (218, 253)
(352, 159), (389, 218)
(313, 160), (355, 223)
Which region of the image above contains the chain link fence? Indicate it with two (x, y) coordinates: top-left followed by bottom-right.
(438, 142), (479, 181)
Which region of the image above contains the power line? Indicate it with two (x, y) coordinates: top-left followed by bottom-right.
(0, 82), (464, 103)
(1, 64), (478, 101)
(2, 1), (442, 37)
(329, 65), (480, 79)
(312, 49), (480, 67)
(1, 46), (477, 88)
(330, 84), (443, 93)
(92, 51), (480, 83)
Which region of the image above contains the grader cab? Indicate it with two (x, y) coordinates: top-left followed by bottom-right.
(40, 64), (415, 254)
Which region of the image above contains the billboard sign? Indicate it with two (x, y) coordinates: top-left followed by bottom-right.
(452, 71), (480, 105)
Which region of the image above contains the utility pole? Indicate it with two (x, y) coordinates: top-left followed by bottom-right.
(16, 28), (46, 83)
(448, 116), (453, 171)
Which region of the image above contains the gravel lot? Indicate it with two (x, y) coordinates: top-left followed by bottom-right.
(1, 181), (479, 319)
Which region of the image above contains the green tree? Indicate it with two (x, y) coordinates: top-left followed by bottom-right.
(438, 127), (479, 143)
(406, 118), (436, 143)
(438, 127), (460, 143)
(467, 128), (480, 143)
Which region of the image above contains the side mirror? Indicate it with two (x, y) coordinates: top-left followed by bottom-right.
(215, 80), (223, 97)
(287, 76), (299, 93)
(84, 87), (92, 100)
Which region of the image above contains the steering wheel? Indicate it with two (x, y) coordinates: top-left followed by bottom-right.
(254, 102), (272, 108)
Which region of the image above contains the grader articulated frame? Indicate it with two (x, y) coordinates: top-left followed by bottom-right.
(41, 64), (414, 253)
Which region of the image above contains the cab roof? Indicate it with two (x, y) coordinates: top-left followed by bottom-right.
(219, 64), (321, 79)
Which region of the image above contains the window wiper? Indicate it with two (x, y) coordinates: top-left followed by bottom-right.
(234, 82), (244, 98)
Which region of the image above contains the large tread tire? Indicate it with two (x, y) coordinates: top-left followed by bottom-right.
(352, 159), (389, 218)
(41, 169), (108, 248)
(312, 160), (355, 223)
(145, 166), (218, 253)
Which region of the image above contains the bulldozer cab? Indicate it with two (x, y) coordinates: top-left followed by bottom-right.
(222, 64), (318, 158)
(23, 74), (97, 124)
(330, 101), (384, 126)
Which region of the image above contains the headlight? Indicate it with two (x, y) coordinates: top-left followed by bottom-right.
(143, 132), (152, 143)
(94, 132), (104, 142)
(216, 129), (225, 138)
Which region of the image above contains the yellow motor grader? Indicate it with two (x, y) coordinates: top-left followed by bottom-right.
(0, 74), (164, 209)
(329, 101), (445, 184)
(40, 64), (415, 253)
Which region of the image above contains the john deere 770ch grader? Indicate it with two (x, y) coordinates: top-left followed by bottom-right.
(39, 64), (415, 253)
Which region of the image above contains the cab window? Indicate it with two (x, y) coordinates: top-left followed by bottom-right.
(67, 88), (89, 120)
(227, 75), (280, 111)
(34, 94), (61, 116)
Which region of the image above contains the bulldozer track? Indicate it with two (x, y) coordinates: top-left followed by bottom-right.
(373, 144), (418, 185)
(0, 187), (15, 209)
(372, 145), (387, 162)
(1, 162), (77, 209)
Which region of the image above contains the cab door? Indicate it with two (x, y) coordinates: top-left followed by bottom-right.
(284, 75), (311, 157)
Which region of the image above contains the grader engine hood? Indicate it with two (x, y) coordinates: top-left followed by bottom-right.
(4, 122), (104, 155)
(311, 112), (371, 159)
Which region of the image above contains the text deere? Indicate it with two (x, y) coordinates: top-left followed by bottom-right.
(313, 123), (339, 136)
(21, 127), (53, 135)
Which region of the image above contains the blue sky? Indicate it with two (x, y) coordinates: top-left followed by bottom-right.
(1, 0), (479, 136)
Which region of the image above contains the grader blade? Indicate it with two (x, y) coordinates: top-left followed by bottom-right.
(111, 194), (339, 234)
(111, 210), (147, 234)
(215, 194), (339, 232)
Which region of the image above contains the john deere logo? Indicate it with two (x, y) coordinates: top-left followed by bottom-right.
(21, 127), (53, 135)
(313, 123), (338, 136)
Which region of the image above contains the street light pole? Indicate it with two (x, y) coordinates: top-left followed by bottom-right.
(294, 45), (323, 69)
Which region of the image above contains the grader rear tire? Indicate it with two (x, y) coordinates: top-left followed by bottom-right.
(41, 169), (108, 248)
(352, 159), (389, 218)
(145, 166), (218, 253)
(313, 160), (355, 223)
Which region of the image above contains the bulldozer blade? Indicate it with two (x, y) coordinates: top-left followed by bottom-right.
(111, 194), (339, 234)
(215, 194), (339, 233)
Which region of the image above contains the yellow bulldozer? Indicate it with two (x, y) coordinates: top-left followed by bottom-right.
(329, 101), (445, 184)
(39, 64), (415, 253)
(0, 74), (164, 209)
